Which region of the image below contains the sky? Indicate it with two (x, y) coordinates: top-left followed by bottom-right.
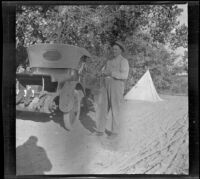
(177, 4), (188, 26)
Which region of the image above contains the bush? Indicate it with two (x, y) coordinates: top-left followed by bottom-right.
(158, 75), (188, 95)
(170, 75), (188, 95)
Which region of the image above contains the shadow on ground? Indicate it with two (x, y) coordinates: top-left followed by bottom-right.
(16, 110), (67, 130)
(16, 136), (52, 175)
(79, 95), (97, 133)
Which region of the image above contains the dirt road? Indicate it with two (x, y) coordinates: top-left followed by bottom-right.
(16, 94), (188, 175)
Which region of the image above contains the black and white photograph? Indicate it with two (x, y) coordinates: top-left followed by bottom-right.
(13, 3), (190, 175)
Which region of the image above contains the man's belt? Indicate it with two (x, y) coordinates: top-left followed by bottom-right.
(106, 76), (126, 82)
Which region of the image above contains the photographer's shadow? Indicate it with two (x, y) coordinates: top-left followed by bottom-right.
(16, 136), (52, 175)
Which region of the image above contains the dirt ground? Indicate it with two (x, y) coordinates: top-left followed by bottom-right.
(16, 94), (188, 175)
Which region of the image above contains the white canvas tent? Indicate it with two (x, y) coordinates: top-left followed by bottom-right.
(124, 70), (163, 102)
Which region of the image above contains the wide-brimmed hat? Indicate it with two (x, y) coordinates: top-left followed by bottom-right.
(112, 41), (125, 52)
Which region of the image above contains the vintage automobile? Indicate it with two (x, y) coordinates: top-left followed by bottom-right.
(16, 43), (91, 130)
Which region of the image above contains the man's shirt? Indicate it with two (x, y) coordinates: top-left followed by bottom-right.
(105, 55), (129, 80)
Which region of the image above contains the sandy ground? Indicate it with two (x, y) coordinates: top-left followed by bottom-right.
(16, 94), (188, 175)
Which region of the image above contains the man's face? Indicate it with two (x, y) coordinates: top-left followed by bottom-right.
(113, 45), (122, 57)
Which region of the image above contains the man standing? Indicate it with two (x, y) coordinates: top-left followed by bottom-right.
(95, 41), (129, 137)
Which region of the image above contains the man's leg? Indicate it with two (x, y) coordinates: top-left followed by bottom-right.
(109, 80), (124, 134)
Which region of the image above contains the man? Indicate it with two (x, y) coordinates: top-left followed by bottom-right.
(95, 41), (129, 137)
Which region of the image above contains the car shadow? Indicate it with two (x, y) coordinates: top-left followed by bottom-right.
(16, 136), (52, 175)
(79, 95), (97, 133)
(16, 110), (67, 131)
(16, 89), (99, 133)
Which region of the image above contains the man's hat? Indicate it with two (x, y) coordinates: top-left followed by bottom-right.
(112, 41), (125, 52)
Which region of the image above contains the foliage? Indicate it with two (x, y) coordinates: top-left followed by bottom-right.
(171, 50), (188, 76)
(16, 4), (188, 92)
(182, 50), (188, 73)
(169, 25), (188, 50)
(170, 75), (188, 95)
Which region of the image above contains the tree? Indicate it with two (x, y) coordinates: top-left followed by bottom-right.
(16, 4), (188, 91)
(171, 50), (188, 75)
(16, 5), (58, 68)
(169, 25), (188, 50)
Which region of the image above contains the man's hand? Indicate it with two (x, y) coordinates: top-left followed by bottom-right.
(102, 70), (112, 77)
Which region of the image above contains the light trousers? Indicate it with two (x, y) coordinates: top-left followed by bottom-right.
(96, 77), (124, 134)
